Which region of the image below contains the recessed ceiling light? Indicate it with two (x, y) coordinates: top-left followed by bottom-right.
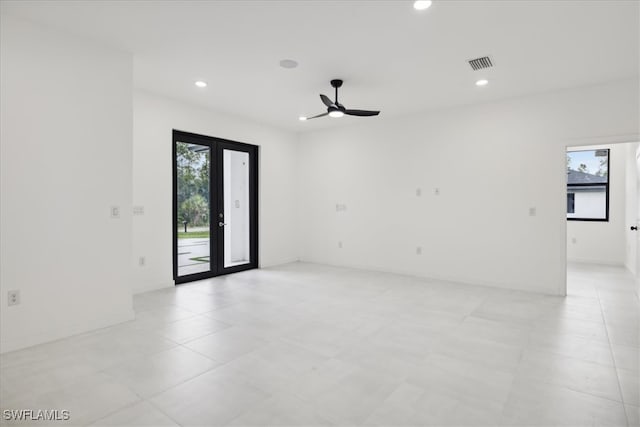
(329, 110), (344, 118)
(475, 79), (489, 86)
(299, 116), (307, 121)
(413, 1), (432, 10)
(194, 80), (207, 88)
(279, 59), (299, 69)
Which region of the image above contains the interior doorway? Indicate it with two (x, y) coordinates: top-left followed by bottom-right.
(172, 130), (258, 284)
(565, 141), (640, 294)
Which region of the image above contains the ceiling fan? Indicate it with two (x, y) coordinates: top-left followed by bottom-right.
(304, 79), (380, 120)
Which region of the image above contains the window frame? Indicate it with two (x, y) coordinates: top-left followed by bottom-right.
(566, 148), (610, 222)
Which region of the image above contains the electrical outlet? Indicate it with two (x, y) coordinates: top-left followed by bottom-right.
(133, 206), (144, 216)
(338, 241), (343, 249)
(111, 206), (120, 219)
(8, 290), (20, 306)
(416, 188), (422, 197)
(529, 207), (537, 216)
(139, 256), (146, 266)
(416, 246), (422, 255)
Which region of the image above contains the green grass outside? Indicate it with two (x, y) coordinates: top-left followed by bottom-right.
(178, 231), (210, 239)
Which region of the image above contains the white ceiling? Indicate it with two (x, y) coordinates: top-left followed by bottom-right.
(2, 0), (639, 132)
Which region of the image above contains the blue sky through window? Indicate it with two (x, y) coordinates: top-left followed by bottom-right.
(567, 150), (608, 176)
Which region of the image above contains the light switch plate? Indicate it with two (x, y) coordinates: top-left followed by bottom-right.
(111, 206), (120, 218)
(8, 290), (19, 306)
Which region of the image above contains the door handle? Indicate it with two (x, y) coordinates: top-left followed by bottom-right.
(631, 226), (638, 231)
(218, 222), (227, 227)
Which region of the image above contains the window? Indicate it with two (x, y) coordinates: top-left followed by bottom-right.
(567, 193), (575, 214)
(566, 149), (609, 221)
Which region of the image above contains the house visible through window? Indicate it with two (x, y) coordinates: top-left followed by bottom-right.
(566, 149), (609, 221)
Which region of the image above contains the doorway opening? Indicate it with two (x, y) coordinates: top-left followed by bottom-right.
(172, 130), (258, 284)
(565, 141), (640, 295)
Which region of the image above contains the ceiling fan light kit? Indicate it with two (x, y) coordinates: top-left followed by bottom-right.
(304, 79), (381, 121)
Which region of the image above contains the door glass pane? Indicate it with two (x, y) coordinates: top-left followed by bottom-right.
(223, 149), (250, 268)
(176, 142), (210, 276)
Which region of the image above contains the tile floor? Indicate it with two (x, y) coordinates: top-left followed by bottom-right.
(1, 262), (638, 426)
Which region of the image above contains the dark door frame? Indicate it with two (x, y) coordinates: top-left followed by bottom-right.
(172, 129), (259, 284)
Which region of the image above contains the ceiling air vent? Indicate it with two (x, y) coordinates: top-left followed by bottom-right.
(468, 56), (494, 71)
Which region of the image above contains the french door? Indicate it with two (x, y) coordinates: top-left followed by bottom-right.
(172, 130), (258, 284)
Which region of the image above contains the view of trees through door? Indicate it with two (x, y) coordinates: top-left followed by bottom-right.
(176, 141), (211, 276)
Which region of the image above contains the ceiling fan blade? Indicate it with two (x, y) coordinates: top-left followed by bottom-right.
(320, 94), (334, 107)
(306, 112), (329, 120)
(344, 109), (380, 117)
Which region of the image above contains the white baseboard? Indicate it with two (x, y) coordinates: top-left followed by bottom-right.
(132, 280), (174, 295)
(0, 307), (135, 354)
(567, 257), (625, 267)
(297, 259), (564, 296)
(260, 257), (300, 269)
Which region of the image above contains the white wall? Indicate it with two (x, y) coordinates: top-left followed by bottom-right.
(1, 17), (636, 358)
(625, 142), (640, 275)
(132, 91), (298, 293)
(297, 79), (639, 295)
(567, 144), (627, 265)
(0, 15), (134, 353)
